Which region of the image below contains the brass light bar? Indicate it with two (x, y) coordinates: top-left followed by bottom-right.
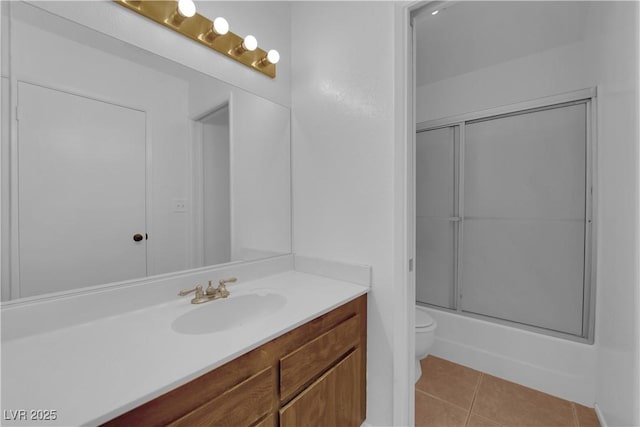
(113, 0), (276, 78)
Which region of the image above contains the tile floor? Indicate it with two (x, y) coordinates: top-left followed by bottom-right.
(416, 356), (601, 427)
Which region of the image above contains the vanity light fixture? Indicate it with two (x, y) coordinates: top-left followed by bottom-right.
(113, 0), (278, 78)
(123, 0), (141, 8)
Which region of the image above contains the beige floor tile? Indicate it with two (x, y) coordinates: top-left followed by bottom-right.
(573, 403), (600, 427)
(472, 375), (575, 427)
(416, 356), (481, 410)
(415, 391), (468, 427)
(466, 413), (503, 427)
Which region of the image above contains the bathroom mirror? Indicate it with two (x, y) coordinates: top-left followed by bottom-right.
(0, 2), (291, 301)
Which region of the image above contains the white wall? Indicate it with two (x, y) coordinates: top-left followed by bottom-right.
(0, 1), (5, 302)
(416, 41), (591, 123)
(416, 2), (639, 421)
(230, 89), (291, 261)
(291, 2), (396, 425)
(586, 2), (640, 426)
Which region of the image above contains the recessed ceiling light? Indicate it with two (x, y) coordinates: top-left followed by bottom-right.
(431, 10), (439, 15)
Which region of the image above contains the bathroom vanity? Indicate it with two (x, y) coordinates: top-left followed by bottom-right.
(105, 294), (366, 426)
(1, 266), (369, 426)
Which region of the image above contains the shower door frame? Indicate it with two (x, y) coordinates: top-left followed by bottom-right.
(415, 87), (597, 343)
(415, 122), (464, 310)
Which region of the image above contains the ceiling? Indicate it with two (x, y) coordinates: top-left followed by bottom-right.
(414, 1), (590, 88)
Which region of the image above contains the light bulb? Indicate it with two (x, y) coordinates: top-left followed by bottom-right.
(266, 49), (280, 65)
(177, 0), (196, 18)
(257, 49), (280, 68)
(242, 35), (258, 52)
(212, 17), (229, 35)
(202, 16), (229, 42)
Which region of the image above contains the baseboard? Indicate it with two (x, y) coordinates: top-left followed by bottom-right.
(594, 403), (608, 427)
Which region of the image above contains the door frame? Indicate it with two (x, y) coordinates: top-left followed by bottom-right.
(394, 2), (469, 424)
(392, 2), (422, 425)
(189, 101), (230, 269)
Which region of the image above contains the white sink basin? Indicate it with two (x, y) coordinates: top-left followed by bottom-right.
(172, 289), (287, 335)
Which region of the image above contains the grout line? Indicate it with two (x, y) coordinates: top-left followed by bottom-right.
(464, 373), (484, 427)
(415, 388), (471, 413)
(571, 402), (580, 427)
(414, 387), (429, 397)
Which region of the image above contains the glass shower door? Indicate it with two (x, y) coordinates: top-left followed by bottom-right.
(415, 126), (459, 309)
(461, 104), (587, 335)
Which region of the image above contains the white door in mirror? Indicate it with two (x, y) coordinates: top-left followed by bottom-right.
(17, 82), (147, 297)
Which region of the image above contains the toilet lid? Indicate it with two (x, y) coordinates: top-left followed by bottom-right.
(415, 307), (434, 328)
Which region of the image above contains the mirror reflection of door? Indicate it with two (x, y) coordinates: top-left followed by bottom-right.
(193, 105), (231, 267)
(16, 82), (147, 298)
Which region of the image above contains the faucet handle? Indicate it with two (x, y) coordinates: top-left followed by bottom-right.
(216, 277), (236, 298)
(218, 277), (237, 286)
(178, 285), (203, 297)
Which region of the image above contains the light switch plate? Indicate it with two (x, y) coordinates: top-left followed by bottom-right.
(173, 199), (187, 213)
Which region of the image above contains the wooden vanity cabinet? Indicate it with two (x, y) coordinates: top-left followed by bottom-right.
(280, 348), (362, 427)
(103, 294), (367, 427)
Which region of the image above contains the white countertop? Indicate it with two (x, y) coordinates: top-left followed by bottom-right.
(1, 271), (368, 426)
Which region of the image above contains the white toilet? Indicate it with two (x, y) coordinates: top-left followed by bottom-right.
(415, 305), (437, 382)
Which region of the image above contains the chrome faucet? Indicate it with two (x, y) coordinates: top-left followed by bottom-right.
(178, 277), (237, 304)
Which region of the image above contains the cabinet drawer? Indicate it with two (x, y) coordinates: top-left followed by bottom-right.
(169, 366), (275, 427)
(280, 348), (362, 427)
(253, 413), (276, 427)
(280, 314), (360, 402)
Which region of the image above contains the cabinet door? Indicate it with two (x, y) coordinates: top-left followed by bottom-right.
(279, 349), (361, 427)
